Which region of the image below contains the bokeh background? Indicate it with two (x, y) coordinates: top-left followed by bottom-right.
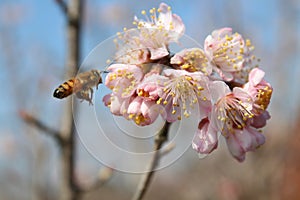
(1, 0), (300, 199)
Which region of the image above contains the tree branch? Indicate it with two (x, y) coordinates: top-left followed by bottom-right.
(58, 0), (83, 199)
(55, 0), (68, 15)
(19, 110), (65, 145)
(78, 167), (113, 194)
(132, 122), (172, 200)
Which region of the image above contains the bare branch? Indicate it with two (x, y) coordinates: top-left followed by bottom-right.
(78, 167), (113, 193)
(19, 110), (65, 145)
(159, 142), (175, 157)
(55, 0), (68, 15)
(58, 0), (83, 199)
(132, 122), (172, 200)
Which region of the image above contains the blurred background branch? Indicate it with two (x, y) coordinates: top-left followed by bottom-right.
(19, 110), (64, 146)
(55, 0), (68, 15)
(132, 122), (171, 200)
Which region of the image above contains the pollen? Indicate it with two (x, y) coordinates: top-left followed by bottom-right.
(156, 98), (162, 104)
(256, 86), (272, 111)
(106, 59), (111, 64)
(246, 39), (252, 47)
(161, 74), (207, 119)
(217, 95), (255, 131)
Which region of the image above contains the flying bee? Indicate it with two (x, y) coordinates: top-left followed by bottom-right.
(53, 69), (104, 105)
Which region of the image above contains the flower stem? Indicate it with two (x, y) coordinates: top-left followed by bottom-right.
(132, 121), (171, 200)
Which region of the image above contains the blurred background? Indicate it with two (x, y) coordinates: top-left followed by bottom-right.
(1, 0), (300, 199)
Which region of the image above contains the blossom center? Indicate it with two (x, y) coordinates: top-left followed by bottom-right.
(158, 75), (206, 118)
(217, 94), (254, 132)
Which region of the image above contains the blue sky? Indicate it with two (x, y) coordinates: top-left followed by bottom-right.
(0, 0), (299, 150)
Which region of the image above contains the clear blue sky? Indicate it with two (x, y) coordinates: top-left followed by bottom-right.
(0, 0), (299, 142)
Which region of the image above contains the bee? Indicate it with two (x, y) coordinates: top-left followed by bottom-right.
(53, 69), (104, 105)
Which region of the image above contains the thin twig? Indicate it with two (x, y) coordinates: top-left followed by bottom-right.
(132, 122), (172, 200)
(19, 110), (65, 145)
(159, 142), (175, 157)
(78, 167), (114, 193)
(55, 0), (68, 15)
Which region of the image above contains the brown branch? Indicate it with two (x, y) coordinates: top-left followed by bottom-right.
(58, 0), (83, 199)
(55, 0), (68, 15)
(19, 110), (65, 145)
(132, 122), (172, 200)
(159, 142), (175, 157)
(78, 167), (113, 194)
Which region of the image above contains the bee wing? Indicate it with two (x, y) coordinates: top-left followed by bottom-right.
(76, 70), (101, 88)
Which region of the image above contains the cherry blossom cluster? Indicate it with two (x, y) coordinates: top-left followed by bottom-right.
(102, 3), (273, 162)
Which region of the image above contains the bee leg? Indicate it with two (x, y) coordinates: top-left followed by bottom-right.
(88, 88), (94, 106)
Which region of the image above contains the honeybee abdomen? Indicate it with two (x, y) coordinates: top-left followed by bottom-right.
(53, 79), (75, 99)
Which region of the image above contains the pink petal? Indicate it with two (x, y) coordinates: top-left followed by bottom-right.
(127, 97), (142, 114)
(249, 68), (265, 85)
(171, 14), (185, 35)
(209, 81), (230, 104)
(192, 118), (218, 154)
(141, 101), (161, 123)
(149, 47), (169, 60)
(102, 94), (111, 106)
(251, 111), (271, 128)
(226, 133), (245, 162)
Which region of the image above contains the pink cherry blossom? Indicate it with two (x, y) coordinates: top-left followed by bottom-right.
(114, 29), (151, 65)
(133, 3), (185, 60)
(210, 81), (254, 133)
(100, 2), (273, 162)
(158, 69), (211, 122)
(209, 80), (270, 161)
(134, 3), (185, 40)
(244, 68), (273, 115)
(204, 27), (256, 83)
(105, 64), (144, 98)
(170, 48), (212, 75)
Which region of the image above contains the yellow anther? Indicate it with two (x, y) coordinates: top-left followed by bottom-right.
(141, 10), (146, 15)
(185, 76), (192, 81)
(246, 39), (251, 47)
(225, 35), (232, 41)
(138, 90), (143, 96)
(237, 55), (243, 60)
(129, 114), (134, 119)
